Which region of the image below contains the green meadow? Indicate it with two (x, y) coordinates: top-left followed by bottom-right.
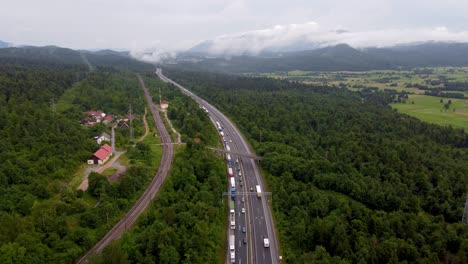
(391, 95), (468, 129)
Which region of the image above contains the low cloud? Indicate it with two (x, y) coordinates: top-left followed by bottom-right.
(130, 48), (176, 63)
(197, 22), (468, 55)
(129, 21), (468, 62)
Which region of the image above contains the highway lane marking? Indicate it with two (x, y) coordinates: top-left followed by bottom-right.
(158, 69), (276, 264)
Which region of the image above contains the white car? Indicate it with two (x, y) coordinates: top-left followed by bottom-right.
(229, 139), (232, 143)
(242, 208), (245, 213)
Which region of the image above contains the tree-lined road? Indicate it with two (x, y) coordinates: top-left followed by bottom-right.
(76, 75), (174, 263)
(156, 68), (279, 264)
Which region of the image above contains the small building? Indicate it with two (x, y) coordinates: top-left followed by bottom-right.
(83, 110), (107, 126)
(87, 144), (113, 165)
(95, 132), (111, 145)
(121, 114), (135, 122)
(160, 100), (169, 109)
(117, 120), (130, 128)
(102, 115), (114, 125)
(194, 137), (201, 143)
(86, 110), (106, 119)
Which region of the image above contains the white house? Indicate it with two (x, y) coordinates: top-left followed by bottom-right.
(95, 132), (111, 144)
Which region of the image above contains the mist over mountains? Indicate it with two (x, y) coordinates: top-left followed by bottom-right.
(170, 42), (468, 73)
(2, 37), (468, 73)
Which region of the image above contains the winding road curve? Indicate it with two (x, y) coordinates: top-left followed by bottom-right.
(75, 74), (174, 263)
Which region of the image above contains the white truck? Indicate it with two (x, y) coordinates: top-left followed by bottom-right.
(230, 178), (235, 188)
(264, 238), (270, 248)
(229, 234), (235, 251)
(256, 185), (262, 198)
(230, 214), (235, 229)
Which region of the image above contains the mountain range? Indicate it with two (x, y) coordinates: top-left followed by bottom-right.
(0, 44), (152, 71)
(2, 39), (468, 73)
(172, 42), (468, 73)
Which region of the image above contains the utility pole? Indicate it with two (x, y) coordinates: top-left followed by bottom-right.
(129, 104), (134, 142)
(159, 86), (162, 107)
(463, 194), (468, 225)
(50, 97), (58, 132)
(50, 98), (56, 119)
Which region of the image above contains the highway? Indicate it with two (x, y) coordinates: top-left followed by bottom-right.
(76, 75), (174, 263)
(156, 68), (279, 264)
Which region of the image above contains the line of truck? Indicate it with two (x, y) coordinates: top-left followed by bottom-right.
(219, 123), (236, 263)
(220, 121), (265, 263)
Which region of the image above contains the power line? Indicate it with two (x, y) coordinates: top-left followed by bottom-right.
(129, 104), (134, 142)
(50, 97), (58, 132)
(463, 194), (468, 225)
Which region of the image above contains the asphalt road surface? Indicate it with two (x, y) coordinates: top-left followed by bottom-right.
(75, 74), (174, 263)
(156, 68), (279, 264)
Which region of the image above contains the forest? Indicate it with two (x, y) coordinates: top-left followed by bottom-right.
(90, 76), (227, 263)
(163, 69), (468, 263)
(0, 56), (163, 263)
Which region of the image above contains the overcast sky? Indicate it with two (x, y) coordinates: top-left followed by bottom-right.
(2, 0), (468, 53)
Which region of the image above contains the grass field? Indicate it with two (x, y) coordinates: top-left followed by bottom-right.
(391, 95), (468, 129)
(259, 67), (468, 94)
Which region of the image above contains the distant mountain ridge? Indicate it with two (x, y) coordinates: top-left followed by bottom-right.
(171, 42), (468, 73)
(0, 45), (151, 71)
(0, 40), (11, 48)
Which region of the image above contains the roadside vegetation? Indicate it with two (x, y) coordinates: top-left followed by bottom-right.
(92, 75), (227, 264)
(164, 69), (468, 263)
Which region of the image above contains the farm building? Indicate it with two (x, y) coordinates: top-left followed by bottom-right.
(87, 144), (113, 165)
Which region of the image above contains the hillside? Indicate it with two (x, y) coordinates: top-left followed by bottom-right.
(0, 45), (152, 71)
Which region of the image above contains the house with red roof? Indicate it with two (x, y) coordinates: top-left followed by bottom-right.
(82, 110), (107, 126)
(102, 115), (114, 125)
(87, 144), (113, 165)
(86, 110), (106, 118)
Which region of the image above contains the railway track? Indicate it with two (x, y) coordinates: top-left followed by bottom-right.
(75, 74), (174, 263)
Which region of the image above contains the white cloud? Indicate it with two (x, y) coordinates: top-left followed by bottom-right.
(194, 22), (468, 56)
(2, 0), (468, 55)
(130, 48), (176, 63)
